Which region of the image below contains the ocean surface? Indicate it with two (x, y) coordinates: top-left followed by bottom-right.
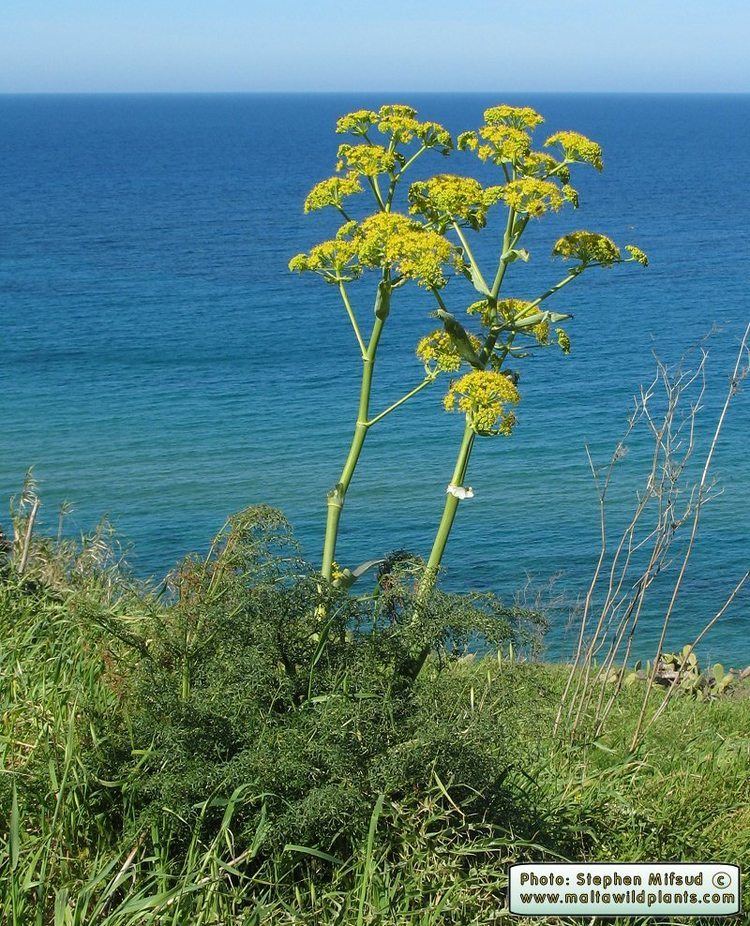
(2, 93), (749, 663)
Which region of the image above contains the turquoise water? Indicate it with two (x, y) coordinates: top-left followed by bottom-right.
(2, 93), (748, 662)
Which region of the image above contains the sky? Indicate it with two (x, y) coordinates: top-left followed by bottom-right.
(2, 0), (749, 94)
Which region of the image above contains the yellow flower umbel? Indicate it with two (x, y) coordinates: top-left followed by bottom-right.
(346, 213), (454, 289)
(335, 109), (379, 136)
(456, 105), (546, 169)
(444, 370), (520, 435)
(336, 104), (452, 155)
(408, 175), (504, 231)
(519, 151), (570, 183)
(467, 298), (560, 347)
(625, 245), (649, 266)
(304, 174), (363, 215)
(483, 104), (544, 130)
(288, 237), (361, 284)
(416, 329), (482, 374)
(416, 121), (453, 152)
(529, 319), (550, 345)
(376, 104), (420, 144)
(500, 178), (564, 216)
(291, 214), (455, 290)
(458, 125), (531, 166)
(553, 231), (621, 266)
(556, 328), (572, 354)
(337, 143), (397, 178)
(545, 131), (603, 171)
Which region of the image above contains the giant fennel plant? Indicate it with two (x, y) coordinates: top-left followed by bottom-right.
(290, 103), (647, 592)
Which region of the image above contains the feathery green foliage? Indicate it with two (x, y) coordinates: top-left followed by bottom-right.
(1, 510), (749, 924)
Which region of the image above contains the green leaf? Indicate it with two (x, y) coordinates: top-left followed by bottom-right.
(54, 888), (70, 926)
(513, 310), (572, 332)
(10, 779), (19, 871)
(352, 558), (384, 579)
(435, 309), (482, 368)
(333, 567), (356, 589)
(284, 844), (344, 866)
(547, 311), (573, 323)
(501, 247), (530, 264)
(333, 558), (383, 589)
(463, 261), (491, 296)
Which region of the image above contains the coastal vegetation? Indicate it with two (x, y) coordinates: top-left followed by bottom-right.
(1, 509), (749, 924)
(1, 102), (748, 924)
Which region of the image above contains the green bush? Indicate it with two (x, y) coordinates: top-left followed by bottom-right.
(96, 506), (545, 859)
(3, 507), (748, 924)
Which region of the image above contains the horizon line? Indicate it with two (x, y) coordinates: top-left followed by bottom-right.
(2, 89), (750, 97)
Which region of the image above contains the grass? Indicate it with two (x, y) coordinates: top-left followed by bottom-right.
(1, 515), (749, 925)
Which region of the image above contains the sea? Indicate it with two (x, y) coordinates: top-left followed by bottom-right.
(2, 93), (748, 663)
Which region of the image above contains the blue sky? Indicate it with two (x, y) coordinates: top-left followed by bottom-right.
(2, 0), (749, 93)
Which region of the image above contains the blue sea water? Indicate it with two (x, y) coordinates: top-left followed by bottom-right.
(1, 93), (749, 663)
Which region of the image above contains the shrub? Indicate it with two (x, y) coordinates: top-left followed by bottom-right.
(95, 506), (545, 860)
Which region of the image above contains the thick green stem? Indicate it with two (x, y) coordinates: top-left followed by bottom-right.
(415, 206), (533, 613)
(490, 206), (517, 296)
(418, 208), (520, 599)
(421, 424), (476, 591)
(321, 284), (390, 581)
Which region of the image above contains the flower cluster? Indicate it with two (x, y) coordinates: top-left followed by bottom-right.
(304, 174), (363, 213)
(467, 298), (567, 347)
(336, 104), (452, 154)
(498, 298), (537, 322)
(335, 109), (379, 136)
(456, 103), (550, 169)
(376, 104), (420, 144)
(458, 125), (531, 165)
(562, 184), (580, 207)
(466, 298), (498, 328)
(545, 131), (603, 171)
(625, 245), (649, 266)
(483, 104), (544, 130)
(408, 175), (504, 230)
(529, 318), (550, 345)
(467, 297), (532, 328)
(556, 328), (571, 354)
(500, 178), (564, 216)
(377, 102), (417, 121)
(417, 121), (454, 152)
(288, 237), (361, 284)
(518, 151), (570, 183)
(291, 213), (455, 289)
(337, 143), (397, 177)
(553, 231), (621, 266)
(352, 213), (455, 289)
(443, 370), (520, 435)
(416, 329), (482, 373)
